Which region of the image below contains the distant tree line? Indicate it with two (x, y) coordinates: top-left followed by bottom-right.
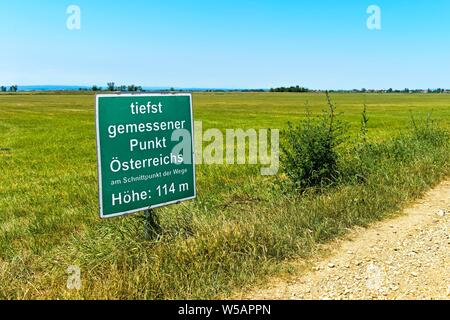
(86, 82), (144, 92)
(326, 88), (450, 94)
(270, 85), (310, 93)
(79, 85), (179, 92)
(269, 86), (450, 94)
(85, 84), (269, 93)
(204, 89), (266, 93)
(2, 83), (449, 94)
(0, 85), (18, 92)
(64, 86), (450, 94)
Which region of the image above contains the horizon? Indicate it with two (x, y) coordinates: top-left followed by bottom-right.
(1, 1), (450, 89)
(6, 84), (450, 92)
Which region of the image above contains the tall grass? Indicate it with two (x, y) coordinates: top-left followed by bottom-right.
(2, 107), (448, 300)
(0, 93), (448, 300)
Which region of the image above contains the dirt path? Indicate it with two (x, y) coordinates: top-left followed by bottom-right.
(242, 181), (450, 300)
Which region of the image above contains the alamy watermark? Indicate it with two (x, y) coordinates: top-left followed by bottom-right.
(194, 122), (279, 176)
(367, 5), (382, 30)
(65, 5), (381, 32)
(66, 265), (82, 290)
(66, 5), (81, 30)
(107, 121), (280, 176)
(366, 262), (384, 291)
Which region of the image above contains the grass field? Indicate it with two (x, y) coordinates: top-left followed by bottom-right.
(0, 92), (449, 299)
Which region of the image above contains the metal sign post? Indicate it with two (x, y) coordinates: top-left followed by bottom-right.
(144, 209), (161, 240)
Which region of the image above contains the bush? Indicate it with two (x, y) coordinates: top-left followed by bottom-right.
(410, 113), (449, 147)
(341, 112), (449, 185)
(281, 93), (347, 191)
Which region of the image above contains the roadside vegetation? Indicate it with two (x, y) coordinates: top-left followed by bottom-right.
(0, 92), (448, 299)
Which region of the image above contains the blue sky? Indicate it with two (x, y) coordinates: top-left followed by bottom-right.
(1, 0), (449, 89)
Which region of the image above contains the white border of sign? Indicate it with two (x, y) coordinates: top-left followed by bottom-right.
(95, 93), (197, 219)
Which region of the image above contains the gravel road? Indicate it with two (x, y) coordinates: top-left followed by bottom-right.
(243, 181), (450, 300)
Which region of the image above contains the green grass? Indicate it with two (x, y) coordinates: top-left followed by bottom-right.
(0, 92), (449, 299)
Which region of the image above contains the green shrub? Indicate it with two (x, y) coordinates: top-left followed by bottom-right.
(410, 113), (449, 147)
(281, 93), (347, 191)
(341, 113), (449, 185)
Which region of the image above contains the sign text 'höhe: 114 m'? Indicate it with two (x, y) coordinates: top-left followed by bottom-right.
(95, 93), (196, 218)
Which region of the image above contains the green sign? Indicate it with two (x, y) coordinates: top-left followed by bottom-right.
(95, 94), (196, 218)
